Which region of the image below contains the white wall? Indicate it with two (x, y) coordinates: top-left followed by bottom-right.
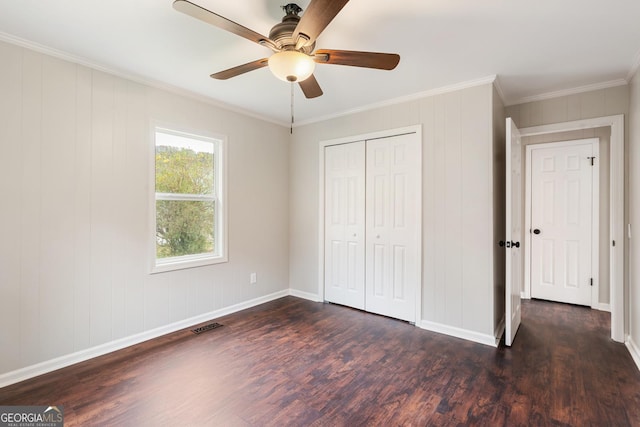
(290, 82), (500, 339)
(0, 40), (290, 378)
(629, 68), (640, 364)
(505, 86), (629, 128)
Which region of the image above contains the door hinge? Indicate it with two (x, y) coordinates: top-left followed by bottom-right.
(613, 240), (616, 247)
(588, 156), (595, 166)
(590, 278), (593, 287)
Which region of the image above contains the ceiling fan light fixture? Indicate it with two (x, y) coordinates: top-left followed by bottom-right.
(268, 50), (315, 82)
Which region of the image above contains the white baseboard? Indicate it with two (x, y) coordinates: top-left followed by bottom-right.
(418, 320), (500, 347)
(626, 336), (640, 372)
(594, 303), (611, 312)
(288, 289), (322, 302)
(0, 289), (289, 388)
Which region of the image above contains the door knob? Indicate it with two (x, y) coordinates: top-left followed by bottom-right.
(499, 240), (519, 248)
(533, 229), (541, 235)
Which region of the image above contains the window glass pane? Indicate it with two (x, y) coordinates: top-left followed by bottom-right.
(156, 200), (215, 258)
(156, 131), (214, 195)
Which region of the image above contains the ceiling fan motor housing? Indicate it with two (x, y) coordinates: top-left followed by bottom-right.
(269, 3), (315, 53)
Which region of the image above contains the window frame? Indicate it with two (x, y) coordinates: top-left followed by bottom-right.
(150, 125), (228, 274)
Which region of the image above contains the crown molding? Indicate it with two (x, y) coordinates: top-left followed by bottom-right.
(294, 75), (498, 127)
(627, 48), (640, 82)
(506, 79), (629, 107)
(492, 76), (507, 105)
(0, 31), (289, 128)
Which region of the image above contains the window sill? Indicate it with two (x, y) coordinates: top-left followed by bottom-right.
(150, 254), (228, 274)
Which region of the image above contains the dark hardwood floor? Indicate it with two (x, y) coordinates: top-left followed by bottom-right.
(1, 297), (639, 426)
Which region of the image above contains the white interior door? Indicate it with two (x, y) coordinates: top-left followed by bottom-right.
(324, 142), (366, 309)
(530, 140), (598, 306)
(505, 118), (522, 346)
(365, 133), (420, 322)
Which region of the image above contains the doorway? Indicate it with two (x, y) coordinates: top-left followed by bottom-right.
(526, 139), (599, 307)
(517, 115), (624, 343)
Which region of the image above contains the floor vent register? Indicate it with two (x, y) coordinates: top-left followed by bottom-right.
(191, 322), (224, 335)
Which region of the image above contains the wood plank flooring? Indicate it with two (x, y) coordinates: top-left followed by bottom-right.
(1, 297), (639, 426)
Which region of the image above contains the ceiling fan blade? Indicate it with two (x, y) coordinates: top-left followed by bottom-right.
(210, 59), (269, 80)
(293, 0), (350, 48)
(315, 49), (400, 70)
(299, 74), (323, 98)
(173, 0), (274, 48)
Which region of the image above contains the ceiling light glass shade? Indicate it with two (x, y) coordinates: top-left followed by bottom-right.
(268, 51), (315, 82)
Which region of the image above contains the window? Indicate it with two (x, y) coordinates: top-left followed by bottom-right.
(152, 127), (226, 273)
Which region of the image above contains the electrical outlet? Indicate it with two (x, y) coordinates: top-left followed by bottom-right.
(250, 273), (257, 284)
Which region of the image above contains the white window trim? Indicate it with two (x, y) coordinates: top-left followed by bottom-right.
(149, 124), (228, 274)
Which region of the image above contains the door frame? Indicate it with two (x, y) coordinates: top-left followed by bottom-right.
(317, 125), (423, 324)
(518, 115), (624, 342)
(524, 139), (600, 308)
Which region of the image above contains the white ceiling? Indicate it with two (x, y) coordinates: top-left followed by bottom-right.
(1, 0), (639, 126)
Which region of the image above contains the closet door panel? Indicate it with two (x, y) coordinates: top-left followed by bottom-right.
(324, 142), (366, 309)
(365, 134), (420, 322)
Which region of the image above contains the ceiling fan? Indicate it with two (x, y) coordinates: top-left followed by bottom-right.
(173, 0), (400, 99)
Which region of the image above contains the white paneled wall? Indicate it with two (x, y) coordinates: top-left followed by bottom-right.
(0, 41), (21, 372)
(0, 40), (290, 377)
(629, 68), (640, 365)
(290, 83), (499, 339)
(505, 85), (629, 128)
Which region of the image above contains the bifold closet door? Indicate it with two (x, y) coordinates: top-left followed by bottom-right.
(324, 141), (366, 309)
(365, 134), (420, 322)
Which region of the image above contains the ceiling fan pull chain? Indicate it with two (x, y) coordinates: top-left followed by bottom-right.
(290, 81), (294, 134)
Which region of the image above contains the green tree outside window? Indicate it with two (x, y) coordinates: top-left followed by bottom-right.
(155, 130), (217, 259)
